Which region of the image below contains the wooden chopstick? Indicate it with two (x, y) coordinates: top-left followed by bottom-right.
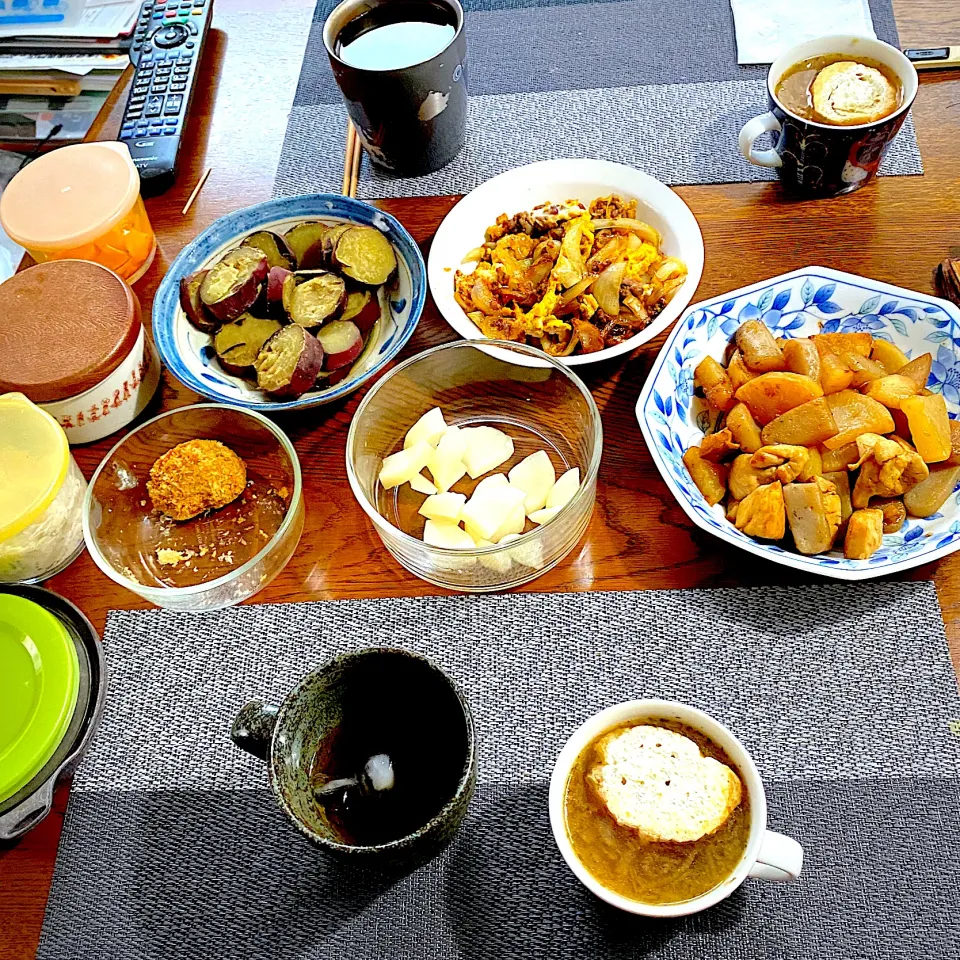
(182, 167), (212, 215)
(341, 118), (356, 196)
(348, 124), (362, 198)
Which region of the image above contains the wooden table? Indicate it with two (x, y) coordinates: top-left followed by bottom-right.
(2, 1), (959, 955)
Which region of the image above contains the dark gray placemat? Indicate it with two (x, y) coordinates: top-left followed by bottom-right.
(39, 583), (960, 959)
(273, 0), (923, 199)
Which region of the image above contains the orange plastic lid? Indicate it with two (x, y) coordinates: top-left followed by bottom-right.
(0, 142), (141, 251)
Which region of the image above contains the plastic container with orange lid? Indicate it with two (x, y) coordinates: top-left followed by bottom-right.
(0, 393), (87, 584)
(0, 142), (156, 284)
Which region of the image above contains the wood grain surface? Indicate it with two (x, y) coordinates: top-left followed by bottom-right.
(2, 1), (959, 955)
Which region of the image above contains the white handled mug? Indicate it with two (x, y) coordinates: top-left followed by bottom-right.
(738, 34), (918, 196)
(548, 699), (803, 917)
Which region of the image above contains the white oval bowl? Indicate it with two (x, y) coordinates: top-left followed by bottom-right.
(428, 159), (704, 366)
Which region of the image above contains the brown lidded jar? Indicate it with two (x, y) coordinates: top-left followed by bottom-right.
(0, 260), (161, 444)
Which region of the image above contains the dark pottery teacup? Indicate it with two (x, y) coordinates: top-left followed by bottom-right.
(231, 647), (476, 867)
(739, 35), (918, 197)
(323, 0), (467, 177)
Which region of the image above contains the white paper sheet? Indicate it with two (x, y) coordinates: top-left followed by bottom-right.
(0, 52), (127, 73)
(730, 0), (876, 64)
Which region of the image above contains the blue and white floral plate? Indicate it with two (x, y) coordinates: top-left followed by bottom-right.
(153, 195), (426, 411)
(636, 266), (960, 580)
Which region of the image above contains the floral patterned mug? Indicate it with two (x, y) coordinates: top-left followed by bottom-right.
(739, 35), (918, 197)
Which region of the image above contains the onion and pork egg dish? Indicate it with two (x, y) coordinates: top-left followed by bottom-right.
(453, 195), (688, 356)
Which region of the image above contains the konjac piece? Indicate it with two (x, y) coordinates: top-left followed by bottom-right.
(783, 480), (838, 555)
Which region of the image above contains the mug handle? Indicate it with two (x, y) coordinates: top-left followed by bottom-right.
(748, 829), (804, 882)
(739, 112), (783, 168)
(230, 699), (279, 762)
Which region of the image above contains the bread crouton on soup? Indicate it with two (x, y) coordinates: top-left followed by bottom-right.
(587, 725), (742, 843)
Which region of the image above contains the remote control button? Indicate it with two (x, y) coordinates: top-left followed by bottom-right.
(145, 95), (164, 117)
(163, 94), (183, 115)
(174, 64), (189, 73)
(154, 22), (189, 45)
(170, 81), (186, 91)
(130, 94), (147, 104)
(121, 126), (135, 137)
(184, 41), (194, 49)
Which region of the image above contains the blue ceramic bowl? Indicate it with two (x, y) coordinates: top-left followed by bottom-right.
(636, 266), (960, 580)
(153, 195), (426, 411)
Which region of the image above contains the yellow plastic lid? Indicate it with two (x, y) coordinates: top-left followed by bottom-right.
(0, 142), (141, 251)
(0, 393), (70, 543)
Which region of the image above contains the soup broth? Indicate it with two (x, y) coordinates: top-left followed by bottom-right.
(563, 718), (751, 905)
(775, 54), (902, 123)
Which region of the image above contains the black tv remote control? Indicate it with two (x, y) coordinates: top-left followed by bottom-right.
(119, 0), (213, 194)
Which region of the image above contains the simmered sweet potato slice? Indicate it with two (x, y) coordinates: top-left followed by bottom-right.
(734, 372), (824, 426)
(761, 396), (838, 446)
(822, 391), (895, 450)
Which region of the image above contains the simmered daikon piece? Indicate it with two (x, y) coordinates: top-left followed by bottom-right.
(736, 321), (786, 372)
(761, 396), (838, 446)
(735, 373), (824, 425)
(900, 394), (951, 463)
(695, 356), (736, 411)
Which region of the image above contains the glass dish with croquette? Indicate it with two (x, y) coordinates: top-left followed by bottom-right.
(83, 404), (304, 612)
(683, 321), (960, 561)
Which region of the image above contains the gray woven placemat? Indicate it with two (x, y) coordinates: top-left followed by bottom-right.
(274, 0), (923, 199)
(39, 583), (960, 959)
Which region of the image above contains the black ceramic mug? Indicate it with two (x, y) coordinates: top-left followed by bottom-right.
(739, 35), (918, 197)
(323, 0), (467, 177)
(230, 647), (476, 868)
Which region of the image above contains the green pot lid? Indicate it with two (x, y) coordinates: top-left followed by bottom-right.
(0, 594), (79, 803)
